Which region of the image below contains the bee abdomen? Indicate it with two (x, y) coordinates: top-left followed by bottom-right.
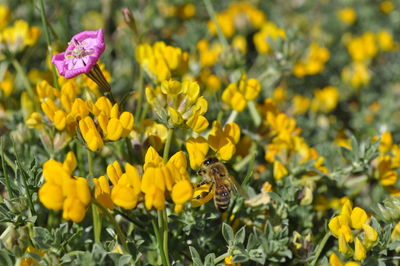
(215, 187), (230, 212)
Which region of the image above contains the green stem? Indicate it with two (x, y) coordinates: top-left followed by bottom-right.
(203, 0), (229, 49)
(310, 232), (331, 266)
(11, 138), (35, 215)
(225, 110), (238, 124)
(92, 199), (129, 254)
(214, 252), (230, 264)
(87, 150), (101, 243)
(134, 68), (144, 124)
(1, 137), (14, 198)
(11, 59), (39, 111)
(124, 138), (135, 163)
(38, 0), (60, 90)
(163, 128), (174, 162)
(156, 127), (174, 266)
(152, 219), (169, 266)
(247, 101), (261, 127)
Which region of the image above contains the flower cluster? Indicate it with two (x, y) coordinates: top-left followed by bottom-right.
(222, 74), (261, 112)
(329, 200), (378, 262)
(186, 121), (240, 170)
(38, 152), (91, 222)
(262, 98), (328, 180)
(253, 22), (286, 54)
(29, 80), (134, 151)
(136, 42), (189, 82)
(0, 18), (40, 54)
(342, 30), (395, 88)
(373, 132), (400, 191)
(207, 2), (266, 38)
(146, 79), (208, 132)
(293, 43), (330, 78)
(142, 147), (193, 213)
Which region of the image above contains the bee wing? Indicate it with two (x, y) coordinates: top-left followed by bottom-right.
(229, 175), (249, 199)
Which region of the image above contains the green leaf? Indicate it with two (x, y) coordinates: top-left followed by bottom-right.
(231, 254), (249, 263)
(222, 223), (234, 243)
(117, 255), (132, 266)
(246, 233), (258, 250)
(189, 246), (203, 266)
(204, 253), (215, 265)
(235, 226), (246, 244)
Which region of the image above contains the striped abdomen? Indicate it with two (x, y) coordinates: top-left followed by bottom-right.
(214, 183), (231, 212)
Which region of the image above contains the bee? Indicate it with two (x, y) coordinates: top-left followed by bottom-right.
(195, 157), (245, 212)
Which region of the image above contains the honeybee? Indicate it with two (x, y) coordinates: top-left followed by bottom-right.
(195, 157), (245, 212)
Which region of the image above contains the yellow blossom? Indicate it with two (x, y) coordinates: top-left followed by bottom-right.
(311, 86), (339, 113)
(208, 121), (240, 161)
(94, 176), (114, 210)
(337, 8), (357, 25)
(111, 164), (141, 209)
(171, 179), (193, 213)
(186, 136), (209, 169)
(350, 207), (368, 229)
(353, 237), (366, 261)
(222, 74), (261, 112)
(391, 221), (400, 241)
(273, 161), (288, 180)
(362, 224), (378, 249)
(79, 116), (104, 151)
(380, 1), (394, 14)
(253, 22), (286, 54)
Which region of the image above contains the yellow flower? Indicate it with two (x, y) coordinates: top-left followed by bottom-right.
(329, 253), (343, 266)
(379, 132), (393, 154)
(1, 20), (40, 53)
(337, 8), (357, 25)
(111, 165), (141, 210)
(171, 180), (193, 213)
(380, 1), (394, 14)
(26, 112), (43, 129)
(79, 116), (104, 151)
(141, 147), (192, 211)
(362, 224), (378, 249)
(376, 30), (394, 51)
(192, 183), (214, 208)
(311, 86), (339, 113)
(353, 237), (366, 261)
(273, 161), (288, 180)
(293, 43), (330, 77)
(350, 207), (368, 229)
(62, 177), (91, 223)
(21, 246), (45, 266)
(94, 176), (114, 210)
(253, 22), (286, 54)
(292, 95), (310, 115)
(377, 155), (398, 186)
(222, 75), (261, 112)
(146, 79), (209, 131)
(347, 32), (377, 62)
(0, 71), (14, 97)
(342, 62), (371, 88)
(0, 4), (10, 30)
(136, 42), (189, 81)
(107, 161), (123, 186)
(338, 230), (352, 255)
(391, 221), (400, 241)
(208, 121), (240, 161)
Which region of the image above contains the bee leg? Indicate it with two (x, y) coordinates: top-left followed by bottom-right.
(197, 169), (206, 176)
(194, 191), (209, 199)
(194, 183), (214, 199)
(195, 180), (209, 188)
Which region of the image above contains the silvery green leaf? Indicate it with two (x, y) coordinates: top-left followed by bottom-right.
(222, 223), (234, 244)
(234, 226), (245, 244)
(204, 253), (215, 266)
(231, 254), (249, 263)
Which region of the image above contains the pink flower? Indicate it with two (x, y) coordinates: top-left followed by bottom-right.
(52, 29), (105, 79)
